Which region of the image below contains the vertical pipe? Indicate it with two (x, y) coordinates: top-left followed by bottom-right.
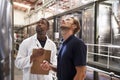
(107, 47), (110, 69)
(53, 17), (57, 40)
(10, 0), (14, 80)
(94, 1), (99, 80)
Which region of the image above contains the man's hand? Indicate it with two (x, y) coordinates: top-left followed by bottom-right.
(40, 60), (57, 72)
(40, 60), (51, 71)
(30, 48), (44, 63)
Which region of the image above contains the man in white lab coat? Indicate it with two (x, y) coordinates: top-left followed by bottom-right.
(15, 18), (57, 80)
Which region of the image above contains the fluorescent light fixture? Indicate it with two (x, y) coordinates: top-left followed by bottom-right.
(82, 0), (97, 4)
(13, 2), (31, 9)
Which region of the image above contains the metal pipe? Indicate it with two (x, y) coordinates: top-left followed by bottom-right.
(87, 66), (120, 79)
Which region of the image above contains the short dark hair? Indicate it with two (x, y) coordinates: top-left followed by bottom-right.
(38, 18), (50, 29)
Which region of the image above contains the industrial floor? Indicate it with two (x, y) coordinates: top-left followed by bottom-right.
(14, 66), (22, 80)
(14, 66), (120, 80)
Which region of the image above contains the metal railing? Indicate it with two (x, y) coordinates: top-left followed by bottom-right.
(87, 66), (120, 79)
(86, 43), (120, 79)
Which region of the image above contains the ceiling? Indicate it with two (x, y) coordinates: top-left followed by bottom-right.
(13, 0), (96, 12)
(13, 0), (76, 12)
(13, 0), (43, 12)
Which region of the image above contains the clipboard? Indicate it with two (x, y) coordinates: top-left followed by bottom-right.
(30, 48), (51, 74)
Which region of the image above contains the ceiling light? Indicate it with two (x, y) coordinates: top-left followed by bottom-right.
(82, 0), (97, 4)
(13, 2), (31, 9)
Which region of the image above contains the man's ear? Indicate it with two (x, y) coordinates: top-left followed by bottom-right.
(47, 26), (49, 30)
(72, 24), (77, 29)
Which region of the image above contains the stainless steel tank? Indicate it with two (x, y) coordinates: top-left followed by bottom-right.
(0, 0), (13, 80)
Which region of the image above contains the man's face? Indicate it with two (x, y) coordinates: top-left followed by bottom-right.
(36, 20), (48, 35)
(60, 16), (74, 35)
(60, 16), (74, 29)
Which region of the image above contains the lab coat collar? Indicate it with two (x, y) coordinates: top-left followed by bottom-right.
(33, 34), (49, 40)
(33, 34), (49, 48)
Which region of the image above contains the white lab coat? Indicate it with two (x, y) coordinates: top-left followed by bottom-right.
(15, 34), (57, 80)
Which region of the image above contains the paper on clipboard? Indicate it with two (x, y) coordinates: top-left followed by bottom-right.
(30, 48), (51, 74)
